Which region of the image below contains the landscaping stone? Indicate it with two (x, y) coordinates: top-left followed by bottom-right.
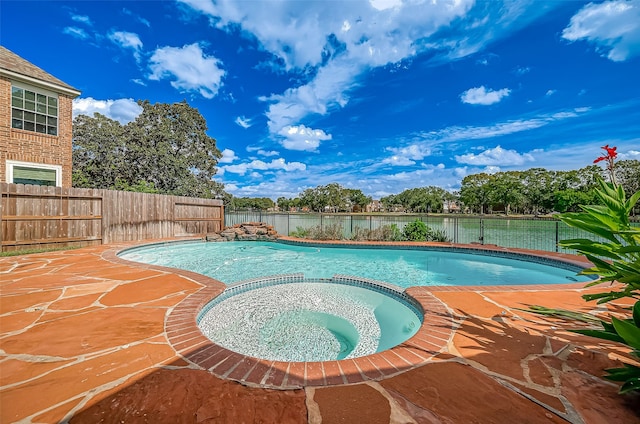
(206, 222), (279, 242)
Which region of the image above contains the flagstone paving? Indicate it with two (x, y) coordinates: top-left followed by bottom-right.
(1, 240), (639, 423)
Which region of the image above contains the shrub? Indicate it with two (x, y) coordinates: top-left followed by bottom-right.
(350, 224), (405, 241)
(402, 220), (451, 242)
(429, 228), (451, 243)
(403, 220), (429, 241)
(289, 226), (310, 238)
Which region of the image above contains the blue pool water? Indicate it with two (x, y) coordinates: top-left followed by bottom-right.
(197, 278), (422, 361)
(119, 240), (592, 288)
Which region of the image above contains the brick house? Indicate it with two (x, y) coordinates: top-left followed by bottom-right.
(0, 46), (80, 187)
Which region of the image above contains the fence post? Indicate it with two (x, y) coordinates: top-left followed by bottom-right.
(555, 221), (559, 252)
(454, 217), (458, 244)
(480, 219), (485, 245)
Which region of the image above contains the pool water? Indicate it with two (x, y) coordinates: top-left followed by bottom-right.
(197, 280), (422, 362)
(120, 240), (592, 288)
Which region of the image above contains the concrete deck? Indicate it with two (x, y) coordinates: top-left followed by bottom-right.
(1, 240), (639, 423)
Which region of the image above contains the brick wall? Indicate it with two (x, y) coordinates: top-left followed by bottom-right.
(0, 76), (74, 187)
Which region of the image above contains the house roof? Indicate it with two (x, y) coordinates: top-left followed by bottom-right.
(0, 46), (80, 97)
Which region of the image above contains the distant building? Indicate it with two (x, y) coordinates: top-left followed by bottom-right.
(0, 46), (80, 187)
(366, 199), (383, 212)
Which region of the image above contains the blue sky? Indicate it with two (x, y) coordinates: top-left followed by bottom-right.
(2, 0), (639, 200)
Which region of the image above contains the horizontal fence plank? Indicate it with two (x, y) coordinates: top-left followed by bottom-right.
(2, 236), (103, 246)
(2, 215), (102, 221)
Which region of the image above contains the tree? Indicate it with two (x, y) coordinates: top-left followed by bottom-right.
(616, 160), (640, 213)
(487, 171), (524, 215)
(459, 173), (493, 214)
(72, 100), (225, 198)
(521, 168), (554, 216)
(72, 113), (127, 189)
(346, 189), (372, 212)
(298, 183), (368, 212)
(230, 197), (274, 210)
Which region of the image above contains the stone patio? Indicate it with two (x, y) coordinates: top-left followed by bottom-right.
(1, 239), (638, 423)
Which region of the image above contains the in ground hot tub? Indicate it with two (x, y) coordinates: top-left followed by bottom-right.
(197, 274), (423, 362)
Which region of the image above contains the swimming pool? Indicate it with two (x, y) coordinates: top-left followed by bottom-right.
(118, 240), (593, 287)
(197, 275), (422, 362)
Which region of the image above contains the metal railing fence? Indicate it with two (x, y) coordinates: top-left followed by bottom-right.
(224, 211), (638, 253)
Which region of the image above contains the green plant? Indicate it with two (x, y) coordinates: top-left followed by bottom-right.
(289, 226), (310, 238)
(429, 228), (451, 242)
(390, 224), (404, 241)
(403, 219), (429, 241)
(559, 178), (640, 304)
(573, 302), (640, 394)
(528, 145), (640, 394)
(401, 220), (451, 242)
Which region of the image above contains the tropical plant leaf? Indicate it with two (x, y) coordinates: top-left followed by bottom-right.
(571, 328), (626, 344)
(619, 377), (640, 394)
(582, 291), (630, 303)
(604, 365), (640, 382)
(618, 246), (640, 254)
(520, 306), (600, 322)
(560, 216), (620, 244)
(611, 316), (640, 350)
(626, 191), (640, 214)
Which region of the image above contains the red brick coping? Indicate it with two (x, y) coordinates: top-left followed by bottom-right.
(109, 238), (592, 389)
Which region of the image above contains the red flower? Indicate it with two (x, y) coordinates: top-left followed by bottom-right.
(593, 144), (617, 163)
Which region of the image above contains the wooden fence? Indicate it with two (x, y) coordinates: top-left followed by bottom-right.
(1, 183), (224, 252)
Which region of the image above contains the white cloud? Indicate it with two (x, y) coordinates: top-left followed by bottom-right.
(455, 146), (535, 166)
(71, 14), (92, 25)
(122, 8), (151, 27)
(514, 66), (530, 75)
(221, 158), (306, 176)
(108, 31), (143, 61)
(178, 0), (564, 141)
(179, 0), (476, 133)
(562, 0), (640, 62)
(545, 89), (556, 96)
(148, 43), (225, 99)
(257, 150), (279, 157)
(264, 57), (360, 132)
(369, 0), (402, 11)
(235, 116), (252, 129)
(622, 149), (640, 160)
(421, 107), (590, 142)
(72, 97), (142, 124)
(382, 145), (431, 166)
(63, 27), (90, 40)
(277, 124), (332, 152)
(460, 86), (511, 105)
(219, 149), (237, 164)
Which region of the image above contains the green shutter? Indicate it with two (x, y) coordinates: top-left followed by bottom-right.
(14, 166), (57, 183)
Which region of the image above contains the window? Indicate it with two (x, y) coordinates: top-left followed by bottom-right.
(6, 161), (61, 187)
(11, 84), (58, 136)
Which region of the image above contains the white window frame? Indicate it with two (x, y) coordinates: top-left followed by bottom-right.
(6, 160), (62, 187)
(10, 81), (59, 136)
